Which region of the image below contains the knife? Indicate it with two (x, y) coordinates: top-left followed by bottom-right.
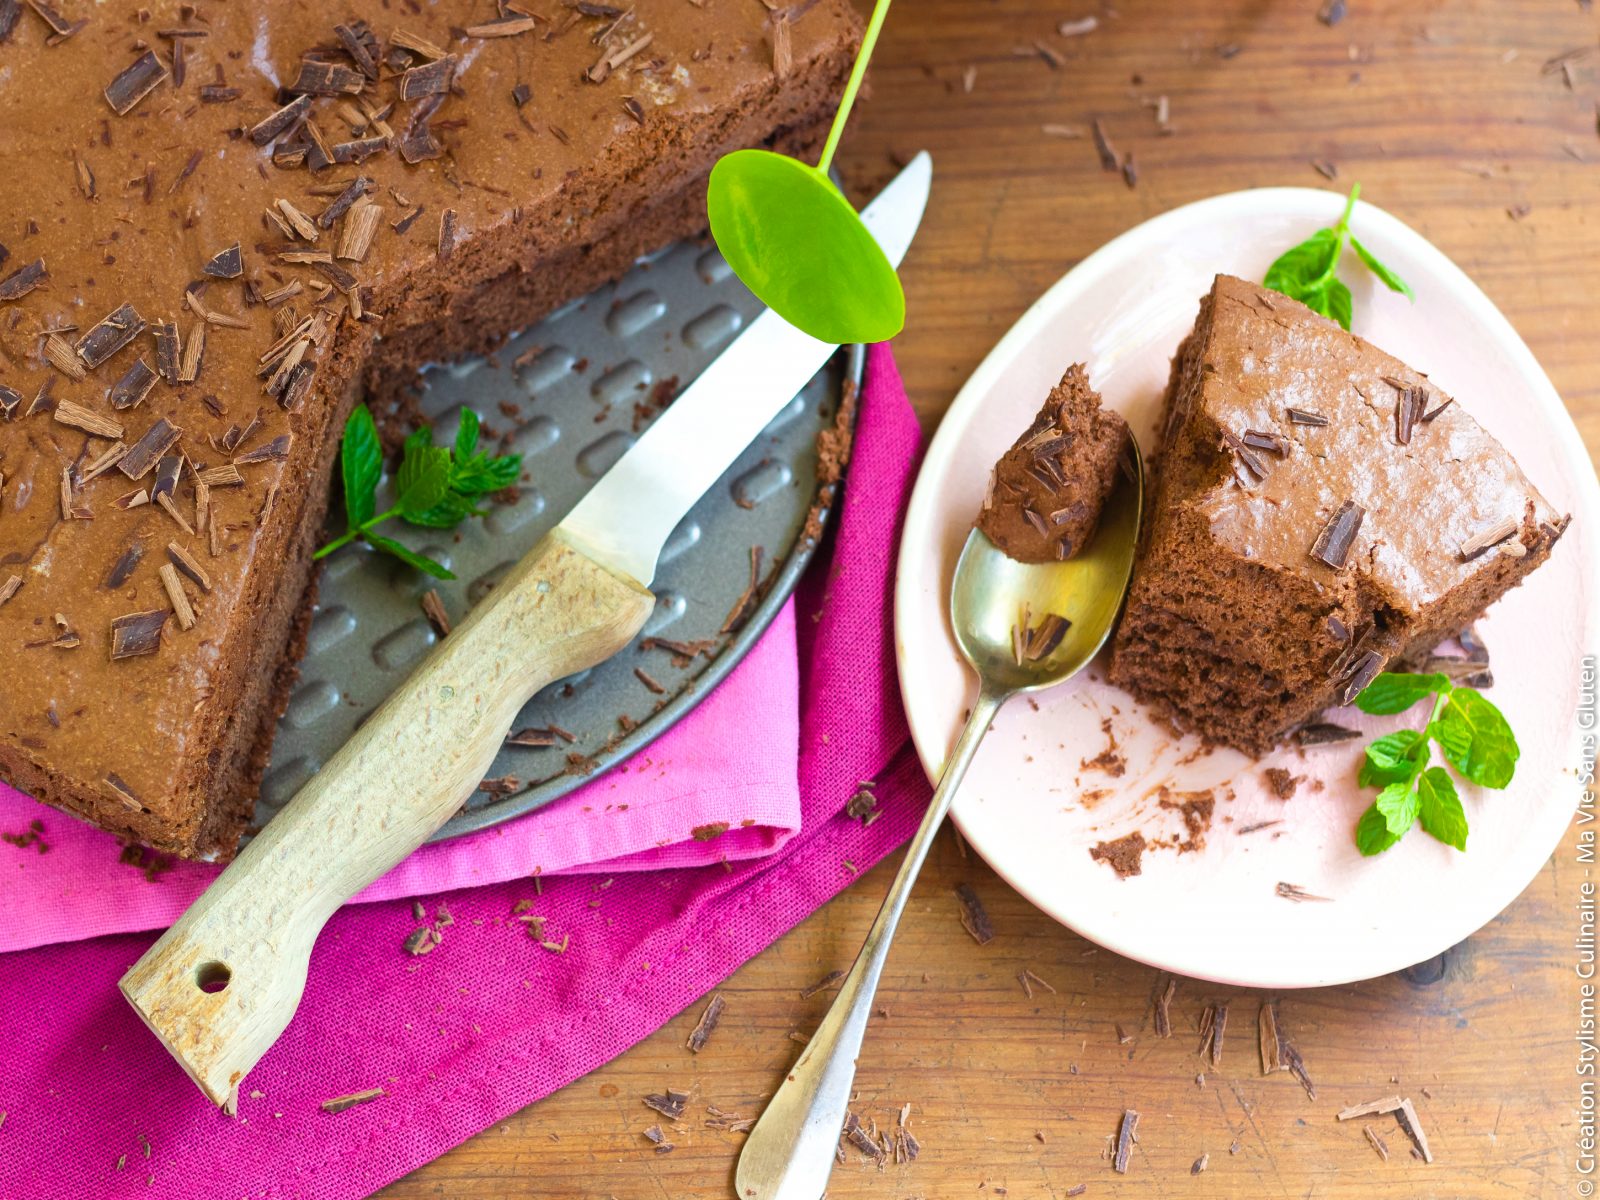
(119, 151), (933, 1108)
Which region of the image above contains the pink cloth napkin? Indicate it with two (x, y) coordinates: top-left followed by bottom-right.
(0, 605), (803, 953)
(0, 345), (934, 1200)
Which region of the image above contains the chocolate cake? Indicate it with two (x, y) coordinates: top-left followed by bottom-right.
(976, 364), (1131, 562)
(1108, 274), (1567, 755)
(0, 0), (861, 857)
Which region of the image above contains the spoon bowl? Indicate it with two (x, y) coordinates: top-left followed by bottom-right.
(950, 440), (1144, 695)
(735, 436), (1143, 1200)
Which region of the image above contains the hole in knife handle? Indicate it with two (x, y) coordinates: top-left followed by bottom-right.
(195, 960), (232, 994)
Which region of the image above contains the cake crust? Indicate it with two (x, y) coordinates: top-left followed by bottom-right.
(1108, 275), (1567, 755)
(0, 0), (860, 857)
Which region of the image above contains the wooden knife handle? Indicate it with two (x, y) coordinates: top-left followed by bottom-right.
(119, 529), (655, 1108)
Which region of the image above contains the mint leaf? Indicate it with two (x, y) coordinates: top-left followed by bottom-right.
(451, 454), (521, 496)
(1350, 234), (1415, 301)
(1437, 687), (1519, 788)
(1356, 803), (1403, 856)
(395, 441), (452, 517)
(1416, 766), (1467, 851)
(455, 408), (480, 461)
(1322, 278), (1353, 331)
(1359, 729), (1424, 788)
(1375, 779), (1420, 837)
(1263, 227), (1340, 299)
(408, 491), (487, 529)
(366, 532), (455, 579)
(1356, 671), (1451, 715)
(339, 404), (382, 529)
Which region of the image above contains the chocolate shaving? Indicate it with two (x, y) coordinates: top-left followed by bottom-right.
(118, 416), (182, 479)
(104, 543), (144, 589)
(954, 883), (994, 945)
(167, 541), (211, 591)
(642, 1089), (688, 1121)
(1392, 385), (1426, 445)
(109, 358), (157, 410)
(1113, 1110), (1138, 1173)
(1091, 118), (1119, 170)
(466, 15), (540, 37)
(75, 302), (146, 368)
(0, 0), (18, 42)
(1275, 881), (1332, 903)
(105, 49), (168, 115)
(314, 177), (371, 230)
(437, 208), (457, 262)
(110, 609), (167, 659)
(1284, 406), (1329, 426)
(1309, 499), (1364, 569)
(399, 54), (457, 100)
(1241, 429), (1289, 455)
(44, 333), (87, 380)
(202, 244), (242, 279)
(1220, 430), (1268, 481)
(153, 321), (180, 382)
(199, 84), (240, 103)
(248, 94), (312, 146)
(0, 575), (20, 607)
(720, 545), (765, 633)
(159, 563), (196, 630)
(290, 59), (365, 96)
(1459, 516), (1519, 561)
(1153, 976), (1176, 1038)
(233, 433), (290, 464)
(320, 1088), (384, 1114)
(799, 969), (844, 999)
(685, 994), (725, 1053)
(1421, 396), (1454, 423)
(0, 258), (46, 302)
(0, 386), (20, 419)
(335, 21), (380, 77)
(505, 727), (557, 747)
(1337, 649), (1386, 704)
(420, 588), (450, 637)
(26, 0), (78, 38)
(53, 399), (122, 439)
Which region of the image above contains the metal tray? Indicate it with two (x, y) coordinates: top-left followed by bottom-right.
(255, 240), (861, 842)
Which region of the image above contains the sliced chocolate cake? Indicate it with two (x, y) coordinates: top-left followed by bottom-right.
(977, 364), (1131, 562)
(1108, 274), (1567, 756)
(0, 1), (861, 857)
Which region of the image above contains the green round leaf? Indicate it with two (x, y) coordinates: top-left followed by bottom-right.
(340, 404), (382, 529)
(1356, 671), (1449, 715)
(1416, 766), (1467, 851)
(707, 150), (905, 345)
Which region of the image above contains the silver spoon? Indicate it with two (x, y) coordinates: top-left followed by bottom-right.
(735, 439), (1144, 1200)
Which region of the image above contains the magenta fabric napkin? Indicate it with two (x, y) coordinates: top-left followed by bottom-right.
(0, 344), (934, 1200)
(0, 603), (803, 953)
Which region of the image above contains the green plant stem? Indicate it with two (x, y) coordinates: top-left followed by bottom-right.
(1307, 182), (1362, 291)
(312, 503), (403, 559)
(815, 0), (893, 176)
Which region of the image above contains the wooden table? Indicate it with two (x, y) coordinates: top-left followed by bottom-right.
(382, 1), (1599, 1194)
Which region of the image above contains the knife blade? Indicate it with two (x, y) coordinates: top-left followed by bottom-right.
(119, 151), (934, 1109)
(557, 149), (933, 587)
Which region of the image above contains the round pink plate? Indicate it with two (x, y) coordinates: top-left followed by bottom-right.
(894, 188), (1600, 988)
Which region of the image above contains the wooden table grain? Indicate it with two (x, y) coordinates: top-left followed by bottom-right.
(381, 1), (1600, 1194)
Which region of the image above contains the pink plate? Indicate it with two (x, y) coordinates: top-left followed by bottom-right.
(894, 188), (1600, 987)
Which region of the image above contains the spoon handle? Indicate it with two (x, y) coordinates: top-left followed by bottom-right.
(734, 686), (1007, 1200)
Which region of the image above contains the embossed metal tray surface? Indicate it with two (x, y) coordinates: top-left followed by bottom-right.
(256, 241), (860, 841)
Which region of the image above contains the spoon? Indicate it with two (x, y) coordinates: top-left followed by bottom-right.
(734, 439), (1145, 1200)
(706, 0), (904, 345)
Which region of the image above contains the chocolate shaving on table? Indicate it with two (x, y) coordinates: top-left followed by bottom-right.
(1206, 1002), (1227, 1066)
(641, 1089), (688, 1121)
(641, 1125), (674, 1153)
(685, 993), (725, 1053)
(1309, 499), (1364, 568)
(75, 303), (146, 368)
(954, 883), (994, 945)
(1091, 118), (1119, 170)
(109, 357), (157, 410)
(1152, 976), (1176, 1038)
(104, 543), (144, 589)
(1458, 516), (1519, 561)
(118, 417), (181, 479)
(1113, 1110), (1139, 1173)
(202, 243), (243, 279)
(248, 94), (312, 146)
(1363, 1124), (1390, 1161)
(1284, 406), (1329, 426)
(110, 609), (167, 659)
(105, 49), (168, 115)
(0, 258), (46, 302)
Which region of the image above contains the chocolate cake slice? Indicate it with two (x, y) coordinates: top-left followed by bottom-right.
(0, 1), (860, 858)
(977, 364), (1131, 562)
(1108, 274), (1567, 755)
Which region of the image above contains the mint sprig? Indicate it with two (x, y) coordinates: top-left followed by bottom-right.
(1351, 670), (1519, 856)
(1263, 183), (1414, 331)
(314, 405), (521, 579)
